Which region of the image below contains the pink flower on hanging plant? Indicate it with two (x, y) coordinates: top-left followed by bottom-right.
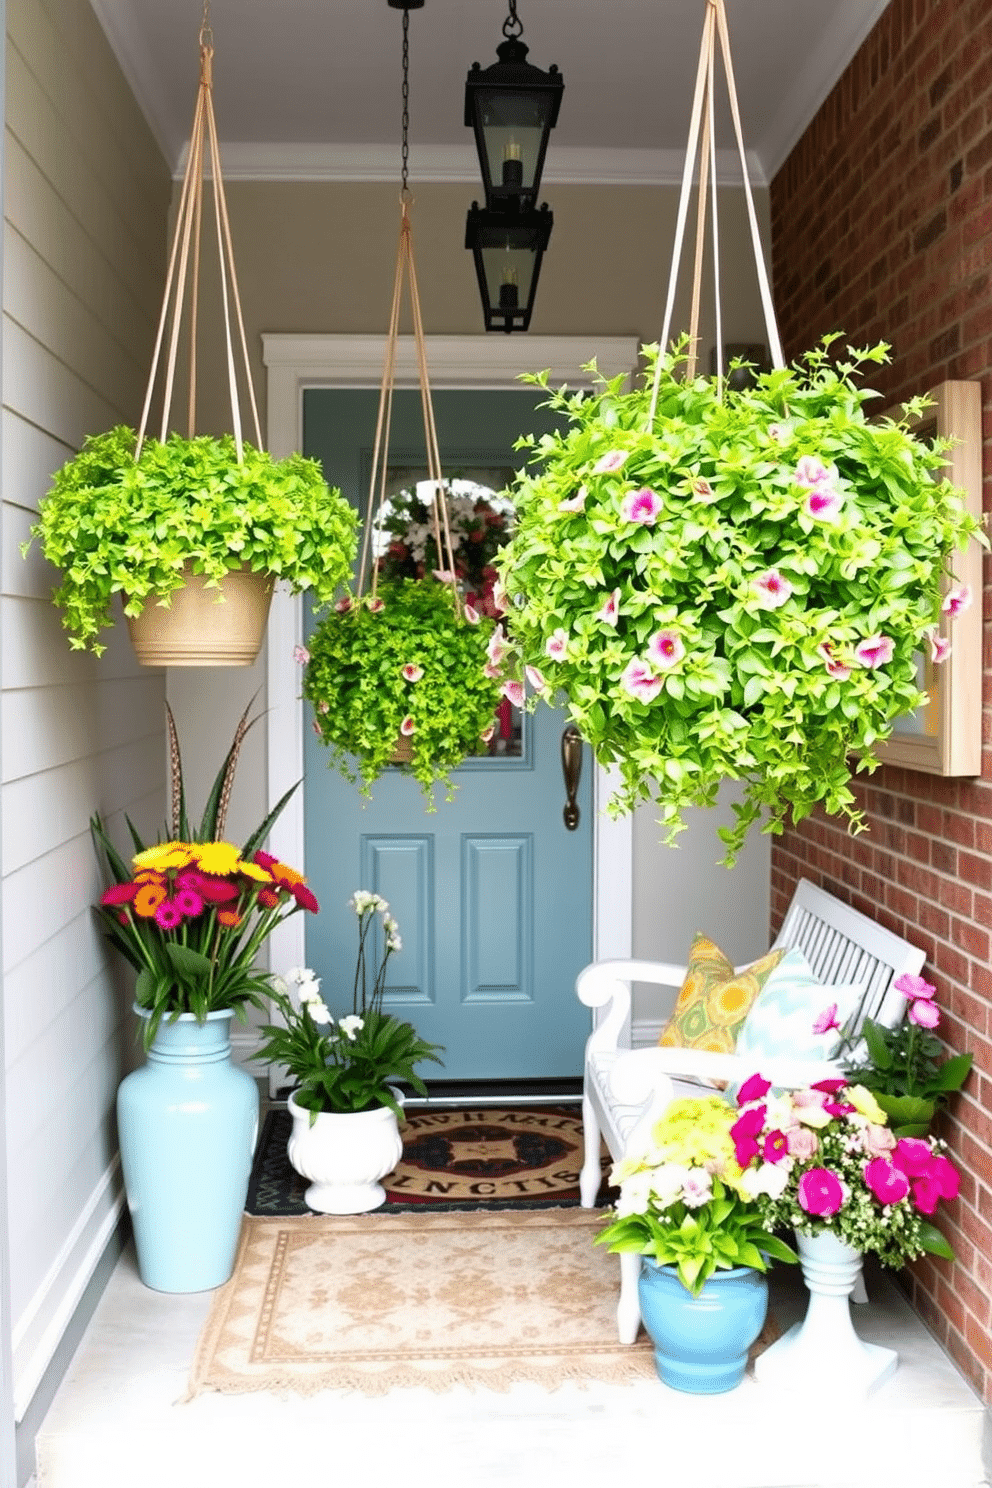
(793, 456), (833, 488)
(854, 634), (895, 668)
(545, 627), (569, 660)
(927, 628), (952, 664)
(293, 644), (310, 666)
(402, 663), (424, 682)
(399, 715), (416, 737)
(620, 658), (663, 704)
(483, 662), (502, 680)
(595, 589), (621, 626)
(620, 487), (663, 525)
(463, 604), (481, 624)
(942, 584), (972, 617)
(751, 569), (793, 609)
(366, 597), (385, 614)
(592, 449), (629, 475)
(558, 488), (587, 512)
(646, 629), (684, 671)
(501, 680), (525, 708)
(817, 642), (852, 681)
(691, 476), (716, 500)
(480, 721), (496, 744)
(525, 665), (549, 694)
(804, 485), (843, 522)
(334, 596), (352, 613)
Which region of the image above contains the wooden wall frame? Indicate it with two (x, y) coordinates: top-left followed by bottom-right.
(877, 380), (983, 776)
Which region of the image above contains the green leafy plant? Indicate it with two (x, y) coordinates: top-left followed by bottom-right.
(91, 703), (313, 1049)
(302, 578), (504, 803)
(495, 336), (985, 863)
(839, 973), (973, 1135)
(597, 1094), (797, 1296)
(254, 894), (444, 1120)
(27, 425), (358, 655)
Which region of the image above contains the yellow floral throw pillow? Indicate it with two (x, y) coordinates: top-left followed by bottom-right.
(658, 934), (787, 1053)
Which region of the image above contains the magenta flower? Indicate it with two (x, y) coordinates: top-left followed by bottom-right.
(764, 1129), (790, 1163)
(797, 1167), (845, 1216)
(402, 663), (424, 682)
(293, 643), (311, 666)
(894, 973), (936, 1000)
(812, 1003), (840, 1035)
(595, 589), (621, 626)
(737, 1073), (771, 1105)
(911, 1175), (944, 1214)
(546, 628), (569, 660)
(794, 456), (832, 487)
(854, 634), (895, 668)
(334, 596), (352, 613)
(942, 583), (972, 617)
(892, 1138), (933, 1178)
(501, 680), (525, 708)
(174, 886), (204, 919)
(927, 629), (952, 664)
(100, 882), (138, 907)
(751, 569), (793, 609)
(487, 629), (509, 666)
(731, 1106), (765, 1167)
(864, 1157), (911, 1205)
(646, 629), (684, 671)
(154, 898), (184, 931)
(592, 449), (629, 475)
(558, 488), (587, 512)
(399, 715), (416, 737)
(367, 596), (385, 614)
(926, 1154), (960, 1201)
(909, 998), (941, 1029)
(812, 1078), (848, 1094)
(817, 642), (852, 681)
(525, 665), (548, 693)
(804, 486), (843, 521)
(620, 487), (663, 525)
(620, 658), (663, 704)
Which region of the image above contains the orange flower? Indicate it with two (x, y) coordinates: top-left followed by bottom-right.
(216, 908), (242, 928)
(133, 882), (168, 918)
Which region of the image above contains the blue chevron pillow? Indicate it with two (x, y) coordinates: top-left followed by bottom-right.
(734, 946), (866, 1065)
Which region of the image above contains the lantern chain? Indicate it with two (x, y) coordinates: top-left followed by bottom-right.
(400, 6), (411, 196)
(503, 0), (523, 39)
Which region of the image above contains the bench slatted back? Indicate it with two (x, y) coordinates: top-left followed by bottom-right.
(773, 879), (926, 1034)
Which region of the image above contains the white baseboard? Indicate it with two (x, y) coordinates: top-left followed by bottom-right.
(632, 1018), (665, 1049)
(12, 1159), (125, 1422)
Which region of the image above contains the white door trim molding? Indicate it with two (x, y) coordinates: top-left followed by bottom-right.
(261, 333), (639, 1003)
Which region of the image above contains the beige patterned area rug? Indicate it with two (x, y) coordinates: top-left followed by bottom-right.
(187, 1207), (658, 1398)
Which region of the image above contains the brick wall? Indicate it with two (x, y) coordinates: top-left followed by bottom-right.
(770, 0), (992, 1400)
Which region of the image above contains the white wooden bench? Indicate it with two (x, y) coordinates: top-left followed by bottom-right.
(576, 877), (926, 1343)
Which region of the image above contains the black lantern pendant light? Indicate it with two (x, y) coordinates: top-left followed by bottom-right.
(464, 1), (561, 333)
(465, 201), (552, 333)
(464, 0), (563, 213)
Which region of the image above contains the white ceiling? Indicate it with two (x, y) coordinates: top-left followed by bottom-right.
(90, 0), (889, 187)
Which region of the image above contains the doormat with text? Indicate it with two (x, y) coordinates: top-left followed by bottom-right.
(245, 1103), (615, 1217)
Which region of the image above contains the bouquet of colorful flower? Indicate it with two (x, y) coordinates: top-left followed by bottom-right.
(839, 973), (973, 1135)
(91, 703), (316, 1048)
(596, 1094), (799, 1296)
(255, 891), (444, 1121)
(735, 1074), (959, 1265)
(374, 481), (513, 617)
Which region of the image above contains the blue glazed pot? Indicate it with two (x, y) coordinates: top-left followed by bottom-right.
(638, 1258), (769, 1394)
(117, 1006), (259, 1293)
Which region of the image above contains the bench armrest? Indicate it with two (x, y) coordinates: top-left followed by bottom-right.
(577, 958), (687, 1056)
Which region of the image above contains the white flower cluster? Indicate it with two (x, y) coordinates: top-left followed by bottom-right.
(349, 891), (403, 952)
(281, 965), (331, 1025)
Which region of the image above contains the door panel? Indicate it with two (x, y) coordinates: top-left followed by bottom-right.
(302, 389), (593, 1080)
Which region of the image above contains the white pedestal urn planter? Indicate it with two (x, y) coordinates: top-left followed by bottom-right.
(287, 1091), (404, 1214)
(754, 1229), (897, 1397)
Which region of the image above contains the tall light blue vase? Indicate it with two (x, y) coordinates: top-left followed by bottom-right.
(638, 1258), (769, 1393)
(117, 1006), (259, 1293)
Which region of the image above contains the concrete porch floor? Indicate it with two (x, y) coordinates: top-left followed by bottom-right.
(36, 1234), (989, 1488)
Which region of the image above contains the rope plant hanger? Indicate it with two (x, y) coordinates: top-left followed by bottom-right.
(137, 0), (261, 459)
(301, 2), (504, 802)
(492, 0), (983, 865)
(355, 4), (460, 614)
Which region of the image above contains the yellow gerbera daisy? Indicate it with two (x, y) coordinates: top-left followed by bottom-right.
(189, 841), (242, 876)
(237, 860), (273, 882)
(133, 842), (193, 871)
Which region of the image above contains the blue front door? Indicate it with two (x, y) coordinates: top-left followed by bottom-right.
(301, 389), (593, 1080)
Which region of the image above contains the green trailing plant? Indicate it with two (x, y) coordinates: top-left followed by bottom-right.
(91, 702), (311, 1049)
(839, 973), (973, 1136)
(27, 426), (358, 655)
(254, 894), (444, 1120)
(495, 336), (985, 864)
(302, 578), (504, 804)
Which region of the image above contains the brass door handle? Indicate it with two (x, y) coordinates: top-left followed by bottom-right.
(561, 724), (583, 831)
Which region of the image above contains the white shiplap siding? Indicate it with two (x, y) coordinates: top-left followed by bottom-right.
(2, 0), (171, 1419)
